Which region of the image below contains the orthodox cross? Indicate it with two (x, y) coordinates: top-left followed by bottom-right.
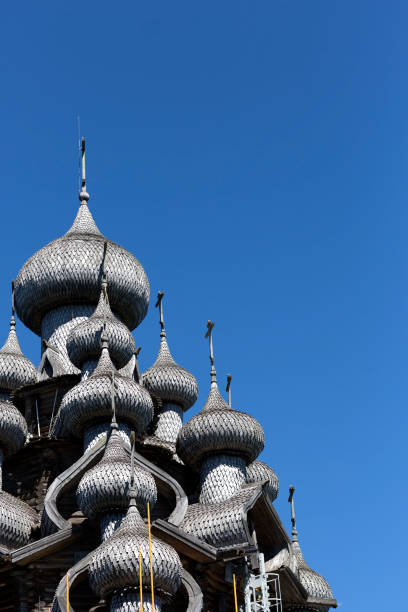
(226, 374), (232, 406)
(155, 291), (165, 335)
(134, 346), (142, 381)
(288, 485), (298, 542)
(205, 320), (216, 383)
(79, 136), (90, 202)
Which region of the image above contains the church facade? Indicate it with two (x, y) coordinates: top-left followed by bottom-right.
(0, 140), (336, 611)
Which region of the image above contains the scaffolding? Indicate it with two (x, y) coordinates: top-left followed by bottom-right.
(244, 553), (283, 612)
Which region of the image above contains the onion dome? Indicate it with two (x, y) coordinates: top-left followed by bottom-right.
(141, 292), (198, 410)
(288, 486), (333, 601)
(89, 495), (182, 599)
(177, 322), (264, 470)
(0, 396), (28, 456)
(0, 314), (37, 393)
(66, 277), (136, 369)
(77, 416), (156, 520)
(294, 545), (333, 600)
(56, 337), (153, 438)
(14, 139), (149, 336)
(246, 460), (279, 502)
(0, 490), (37, 550)
(89, 444), (182, 600)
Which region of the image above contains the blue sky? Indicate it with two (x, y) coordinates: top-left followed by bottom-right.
(0, 1), (406, 608)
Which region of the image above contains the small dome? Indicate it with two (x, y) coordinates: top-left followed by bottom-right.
(177, 382), (265, 470)
(0, 397), (28, 456)
(77, 424), (157, 519)
(66, 284), (136, 369)
(246, 460), (279, 502)
(56, 342), (153, 438)
(0, 317), (37, 392)
(89, 495), (182, 599)
(293, 541), (333, 600)
(141, 334), (198, 411)
(0, 491), (37, 550)
(14, 202), (150, 335)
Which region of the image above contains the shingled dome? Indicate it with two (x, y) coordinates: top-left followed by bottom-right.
(141, 334), (198, 411)
(66, 283), (136, 369)
(77, 423), (156, 520)
(177, 381), (265, 470)
(89, 491), (182, 599)
(0, 317), (37, 392)
(0, 398), (28, 457)
(14, 202), (150, 335)
(0, 491), (38, 550)
(293, 540), (333, 600)
(246, 460), (279, 502)
(56, 341), (153, 438)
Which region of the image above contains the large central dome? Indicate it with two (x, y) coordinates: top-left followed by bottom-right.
(14, 202), (150, 335)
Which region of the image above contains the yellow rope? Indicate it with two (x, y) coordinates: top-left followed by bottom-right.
(147, 502), (155, 612)
(233, 573), (238, 612)
(139, 546), (144, 612)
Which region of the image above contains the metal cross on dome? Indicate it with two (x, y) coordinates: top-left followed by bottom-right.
(205, 320), (217, 383)
(155, 291), (166, 335)
(288, 485), (299, 542)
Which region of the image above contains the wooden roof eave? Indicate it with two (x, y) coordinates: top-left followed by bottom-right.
(0, 525), (77, 570)
(152, 519), (218, 563)
(249, 483), (292, 552)
(11, 374), (80, 409)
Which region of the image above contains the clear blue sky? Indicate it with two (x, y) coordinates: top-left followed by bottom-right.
(0, 1), (405, 608)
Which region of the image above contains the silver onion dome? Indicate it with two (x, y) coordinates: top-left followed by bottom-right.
(177, 380), (265, 470)
(293, 540), (333, 600)
(177, 321), (264, 469)
(14, 160), (150, 335)
(141, 335), (198, 411)
(0, 491), (38, 550)
(77, 421), (157, 520)
(246, 460), (279, 502)
(0, 397), (28, 457)
(56, 340), (153, 438)
(89, 490), (182, 599)
(141, 292), (198, 410)
(0, 316), (37, 392)
(66, 280), (136, 369)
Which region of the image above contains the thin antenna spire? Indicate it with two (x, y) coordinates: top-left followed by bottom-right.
(288, 485), (298, 543)
(226, 374), (232, 406)
(205, 321), (216, 384)
(101, 241), (108, 284)
(110, 372), (117, 429)
(130, 430), (136, 488)
(78, 137), (90, 203)
(155, 292), (165, 337)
